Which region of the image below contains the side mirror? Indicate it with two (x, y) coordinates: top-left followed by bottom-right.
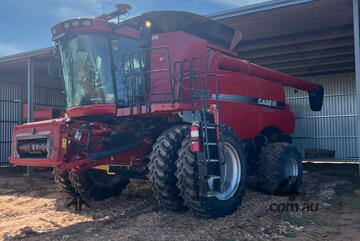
(139, 27), (151, 48)
(48, 56), (56, 76)
(139, 21), (151, 48)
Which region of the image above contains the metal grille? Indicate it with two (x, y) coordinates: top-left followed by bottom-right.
(285, 72), (357, 162)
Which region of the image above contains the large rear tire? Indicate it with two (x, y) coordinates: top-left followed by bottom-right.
(176, 128), (247, 218)
(69, 169), (129, 200)
(53, 167), (76, 196)
(256, 142), (302, 194)
(147, 125), (188, 211)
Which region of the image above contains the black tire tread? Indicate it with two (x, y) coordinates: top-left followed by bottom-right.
(69, 170), (129, 200)
(176, 127), (247, 218)
(53, 167), (76, 196)
(257, 142), (302, 194)
(147, 125), (189, 211)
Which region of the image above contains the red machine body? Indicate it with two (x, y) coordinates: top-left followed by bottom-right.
(9, 11), (323, 173)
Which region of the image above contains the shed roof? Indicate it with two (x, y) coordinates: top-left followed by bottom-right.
(209, 0), (356, 76)
(0, 47), (55, 73)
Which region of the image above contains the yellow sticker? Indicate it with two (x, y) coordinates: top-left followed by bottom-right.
(62, 138), (67, 148)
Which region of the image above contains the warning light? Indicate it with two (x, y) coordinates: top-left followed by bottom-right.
(145, 21), (152, 28)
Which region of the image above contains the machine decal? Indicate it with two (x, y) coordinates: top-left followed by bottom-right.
(62, 138), (67, 149)
(212, 94), (285, 109)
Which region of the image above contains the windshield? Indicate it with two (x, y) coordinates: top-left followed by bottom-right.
(59, 34), (115, 107)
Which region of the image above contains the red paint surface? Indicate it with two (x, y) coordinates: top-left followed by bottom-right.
(23, 104), (65, 122)
(67, 103), (116, 118)
(51, 18), (113, 39)
(216, 53), (319, 92)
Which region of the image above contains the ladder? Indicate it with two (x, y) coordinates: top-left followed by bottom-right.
(175, 49), (225, 198)
(199, 49), (225, 197)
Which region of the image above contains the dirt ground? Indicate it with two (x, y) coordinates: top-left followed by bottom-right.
(0, 164), (360, 241)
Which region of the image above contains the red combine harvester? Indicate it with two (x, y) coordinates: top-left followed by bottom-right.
(10, 6), (324, 217)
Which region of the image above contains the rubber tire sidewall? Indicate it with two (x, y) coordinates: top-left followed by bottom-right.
(53, 167), (76, 196)
(70, 169), (129, 200)
(257, 142), (302, 194)
(147, 125), (188, 211)
(176, 128), (247, 218)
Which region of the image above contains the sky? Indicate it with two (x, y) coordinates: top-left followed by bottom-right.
(0, 0), (267, 57)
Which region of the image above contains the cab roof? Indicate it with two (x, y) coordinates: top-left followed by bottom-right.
(118, 11), (238, 50)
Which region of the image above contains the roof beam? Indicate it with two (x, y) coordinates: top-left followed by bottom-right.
(285, 62), (355, 75)
(294, 69), (355, 77)
(0, 47), (55, 64)
(250, 45), (355, 65)
(236, 24), (354, 51)
(278, 60), (355, 72)
(208, 0), (314, 20)
(238, 36), (354, 58)
(265, 54), (355, 70)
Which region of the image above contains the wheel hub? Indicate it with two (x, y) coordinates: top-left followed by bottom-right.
(216, 142), (242, 201)
(284, 157), (299, 184)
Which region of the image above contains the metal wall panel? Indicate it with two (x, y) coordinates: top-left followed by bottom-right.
(285, 72), (357, 162)
(0, 81), (24, 165)
(35, 87), (65, 108)
(0, 143), (11, 166)
(0, 122), (17, 166)
(0, 100), (23, 122)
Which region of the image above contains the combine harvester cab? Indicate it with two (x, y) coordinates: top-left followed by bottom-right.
(9, 6), (324, 217)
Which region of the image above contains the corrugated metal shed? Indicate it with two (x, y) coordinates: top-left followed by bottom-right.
(209, 0), (359, 162)
(0, 47), (65, 165)
(285, 73), (357, 162)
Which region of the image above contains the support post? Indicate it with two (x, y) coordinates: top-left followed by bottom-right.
(26, 57), (34, 175)
(353, 0), (360, 177)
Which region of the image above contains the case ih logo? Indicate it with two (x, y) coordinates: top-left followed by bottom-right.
(258, 98), (277, 107)
(211, 94), (285, 110)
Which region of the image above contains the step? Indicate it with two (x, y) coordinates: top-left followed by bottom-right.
(207, 159), (220, 163)
(202, 125), (216, 129)
(205, 142), (218, 146)
(208, 175), (221, 180)
(206, 191), (220, 197)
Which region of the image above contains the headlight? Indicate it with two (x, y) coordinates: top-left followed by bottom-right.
(82, 19), (92, 27)
(51, 28), (57, 35)
(63, 22), (70, 29)
(71, 20), (80, 27)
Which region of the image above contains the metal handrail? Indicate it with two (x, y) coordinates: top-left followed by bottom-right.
(119, 46), (175, 108)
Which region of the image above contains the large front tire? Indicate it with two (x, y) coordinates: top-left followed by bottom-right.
(256, 142), (302, 194)
(147, 125), (188, 211)
(69, 169), (129, 200)
(176, 128), (247, 218)
(53, 167), (76, 196)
